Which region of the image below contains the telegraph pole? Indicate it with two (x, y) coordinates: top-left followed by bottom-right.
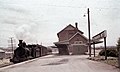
(10, 37), (14, 56)
(87, 8), (91, 57)
(93, 43), (95, 57)
(41, 42), (42, 56)
(104, 37), (107, 60)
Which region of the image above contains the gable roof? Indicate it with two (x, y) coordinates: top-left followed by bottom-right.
(54, 32), (88, 45)
(57, 24), (83, 36)
(0, 49), (5, 52)
(69, 32), (88, 41)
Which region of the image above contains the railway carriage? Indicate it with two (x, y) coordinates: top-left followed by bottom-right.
(10, 40), (48, 63)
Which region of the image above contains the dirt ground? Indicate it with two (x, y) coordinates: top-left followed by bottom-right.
(0, 55), (119, 72)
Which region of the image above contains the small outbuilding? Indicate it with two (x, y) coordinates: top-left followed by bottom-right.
(0, 49), (5, 59)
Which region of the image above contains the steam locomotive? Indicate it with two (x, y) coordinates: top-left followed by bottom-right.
(10, 40), (48, 63)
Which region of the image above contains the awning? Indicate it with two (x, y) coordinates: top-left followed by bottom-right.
(54, 40), (69, 45)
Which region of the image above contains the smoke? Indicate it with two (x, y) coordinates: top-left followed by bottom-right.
(15, 23), (37, 43)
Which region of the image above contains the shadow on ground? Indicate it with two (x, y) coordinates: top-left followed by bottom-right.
(41, 59), (68, 66)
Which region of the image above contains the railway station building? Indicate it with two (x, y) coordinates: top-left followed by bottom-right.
(54, 23), (88, 55)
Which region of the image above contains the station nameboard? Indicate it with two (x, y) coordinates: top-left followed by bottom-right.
(92, 30), (107, 41)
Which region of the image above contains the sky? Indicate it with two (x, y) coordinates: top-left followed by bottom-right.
(0, 0), (120, 48)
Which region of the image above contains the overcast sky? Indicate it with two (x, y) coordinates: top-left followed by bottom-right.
(0, 0), (120, 47)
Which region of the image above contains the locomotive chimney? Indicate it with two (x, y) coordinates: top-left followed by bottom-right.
(75, 22), (78, 29)
(19, 40), (23, 44)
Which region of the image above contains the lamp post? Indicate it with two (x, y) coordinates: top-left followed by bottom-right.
(87, 8), (91, 57)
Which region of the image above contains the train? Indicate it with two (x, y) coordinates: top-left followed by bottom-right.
(10, 40), (49, 63)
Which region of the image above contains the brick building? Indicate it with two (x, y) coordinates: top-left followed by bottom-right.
(54, 23), (88, 55)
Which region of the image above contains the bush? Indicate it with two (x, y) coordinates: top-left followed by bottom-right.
(117, 38), (120, 54)
(99, 49), (118, 57)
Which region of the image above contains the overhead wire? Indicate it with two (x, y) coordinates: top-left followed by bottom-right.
(39, 4), (120, 10)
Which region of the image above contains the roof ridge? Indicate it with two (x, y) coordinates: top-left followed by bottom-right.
(68, 32), (88, 41)
(57, 24), (83, 36)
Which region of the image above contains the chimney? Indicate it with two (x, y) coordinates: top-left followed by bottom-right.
(19, 40), (23, 44)
(75, 22), (78, 29)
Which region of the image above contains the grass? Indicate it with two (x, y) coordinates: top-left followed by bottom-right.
(89, 56), (119, 68)
(103, 58), (118, 67)
(0, 59), (12, 68)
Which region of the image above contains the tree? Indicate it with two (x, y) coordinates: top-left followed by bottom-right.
(117, 38), (120, 68)
(117, 38), (120, 53)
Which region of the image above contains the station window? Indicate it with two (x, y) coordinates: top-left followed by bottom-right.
(74, 41), (83, 44)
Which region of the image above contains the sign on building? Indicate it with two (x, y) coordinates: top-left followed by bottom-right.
(92, 30), (107, 42)
(92, 30), (107, 60)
